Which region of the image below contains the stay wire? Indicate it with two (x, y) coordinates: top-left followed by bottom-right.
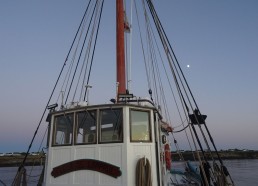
(82, 0), (103, 101)
(143, 7), (168, 121)
(145, 0), (195, 152)
(134, 0), (151, 90)
(143, 0), (166, 111)
(79, 4), (98, 102)
(14, 2), (94, 176)
(83, 0), (104, 101)
(147, 17), (185, 127)
(147, 0), (209, 160)
(55, 0), (93, 104)
(146, 0), (198, 137)
(143, 1), (196, 160)
(72, 1), (101, 102)
(65, 0), (99, 104)
(171, 134), (185, 161)
(152, 5), (221, 165)
(148, 4), (197, 153)
(146, 0), (190, 114)
(145, 0), (206, 164)
(37, 126), (48, 153)
(62, 21), (87, 105)
(151, 28), (189, 132)
(146, 1), (234, 183)
(76, 30), (93, 102)
(141, 0), (160, 106)
(147, 0), (208, 145)
(61, 4), (94, 104)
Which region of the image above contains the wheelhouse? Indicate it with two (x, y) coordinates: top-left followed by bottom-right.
(44, 102), (169, 186)
(49, 104), (154, 146)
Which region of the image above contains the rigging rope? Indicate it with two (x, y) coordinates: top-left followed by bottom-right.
(145, 1), (234, 185)
(73, 0), (102, 102)
(65, 0), (99, 104)
(146, 0), (208, 156)
(134, 0), (151, 90)
(146, 0), (214, 158)
(0, 179), (7, 186)
(56, 0), (93, 104)
(83, 0), (104, 101)
(13, 1), (234, 185)
(141, 0), (196, 156)
(12, 1), (95, 184)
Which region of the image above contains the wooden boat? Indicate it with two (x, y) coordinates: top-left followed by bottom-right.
(13, 1), (234, 185)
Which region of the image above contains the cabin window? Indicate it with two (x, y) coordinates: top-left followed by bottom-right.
(53, 113), (74, 146)
(130, 110), (151, 142)
(99, 108), (123, 143)
(75, 110), (97, 144)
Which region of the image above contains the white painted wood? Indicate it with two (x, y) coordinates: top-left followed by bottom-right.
(43, 104), (164, 186)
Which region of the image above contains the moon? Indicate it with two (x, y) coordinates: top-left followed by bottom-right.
(187, 65), (190, 68)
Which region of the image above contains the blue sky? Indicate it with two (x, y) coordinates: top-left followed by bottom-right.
(0, 1), (258, 152)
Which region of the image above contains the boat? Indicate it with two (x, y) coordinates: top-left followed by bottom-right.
(12, 0), (235, 185)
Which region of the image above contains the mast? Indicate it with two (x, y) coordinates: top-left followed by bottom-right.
(116, 0), (126, 95)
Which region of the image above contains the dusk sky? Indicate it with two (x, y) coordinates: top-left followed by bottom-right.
(1, 1), (258, 153)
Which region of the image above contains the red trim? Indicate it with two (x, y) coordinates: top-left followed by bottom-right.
(51, 159), (122, 178)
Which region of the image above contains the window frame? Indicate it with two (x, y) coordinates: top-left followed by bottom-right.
(130, 108), (152, 142)
(52, 112), (74, 146)
(99, 107), (123, 144)
(51, 106), (124, 146)
(74, 109), (97, 145)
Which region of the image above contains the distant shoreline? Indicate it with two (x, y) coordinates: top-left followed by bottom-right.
(1, 150), (257, 167)
(171, 150), (258, 161)
(0, 155), (45, 167)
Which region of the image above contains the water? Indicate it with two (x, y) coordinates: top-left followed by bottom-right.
(0, 166), (43, 186)
(223, 159), (258, 185)
(0, 160), (257, 185)
(172, 159), (258, 185)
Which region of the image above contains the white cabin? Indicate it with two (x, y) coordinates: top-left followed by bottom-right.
(43, 101), (172, 186)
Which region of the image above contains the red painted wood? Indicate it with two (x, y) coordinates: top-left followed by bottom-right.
(116, 0), (126, 94)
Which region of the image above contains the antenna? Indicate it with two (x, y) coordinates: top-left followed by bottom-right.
(61, 91), (64, 109)
(85, 85), (92, 105)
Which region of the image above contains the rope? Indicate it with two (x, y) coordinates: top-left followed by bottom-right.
(26, 153), (45, 184)
(0, 179), (7, 186)
(72, 0), (101, 102)
(83, 0), (104, 101)
(12, 166), (27, 186)
(144, 2), (236, 185)
(37, 165), (45, 186)
(56, 0), (93, 104)
(145, 3), (226, 175)
(134, 0), (151, 89)
(13, 2), (95, 179)
(140, 0), (197, 161)
(12, 2), (98, 185)
(135, 157), (152, 186)
(65, 0), (99, 104)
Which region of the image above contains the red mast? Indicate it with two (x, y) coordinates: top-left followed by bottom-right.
(116, 0), (126, 95)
